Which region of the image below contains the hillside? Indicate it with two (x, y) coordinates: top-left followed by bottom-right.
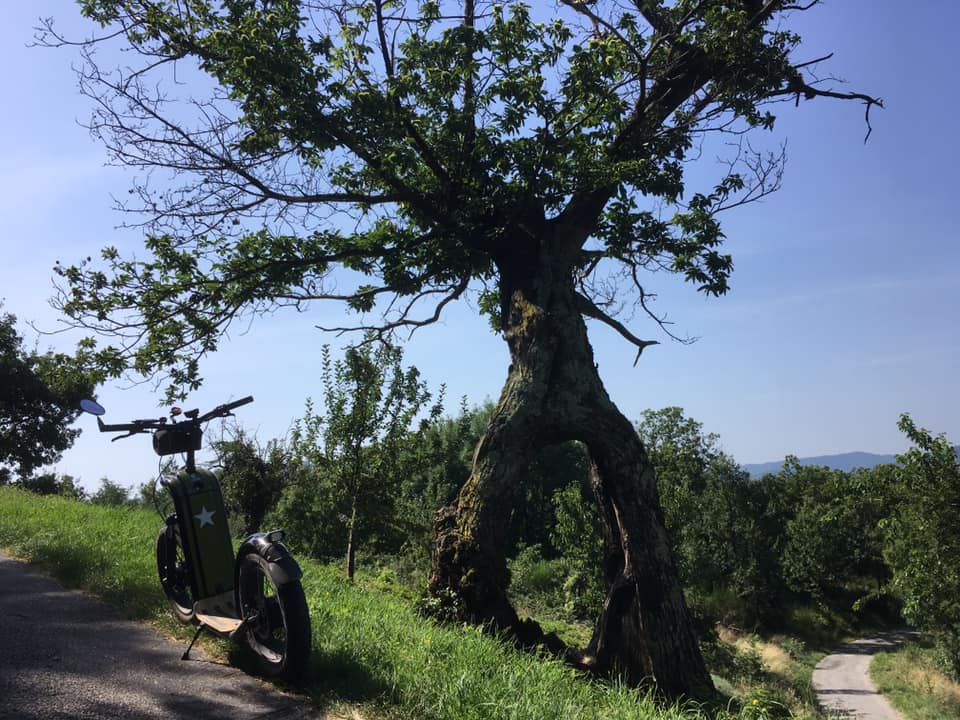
(743, 446), (960, 477)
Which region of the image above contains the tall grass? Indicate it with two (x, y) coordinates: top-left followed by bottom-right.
(871, 641), (960, 720)
(0, 486), (160, 618)
(0, 486), (782, 719)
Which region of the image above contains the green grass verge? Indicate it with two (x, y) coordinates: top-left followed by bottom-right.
(870, 640), (960, 720)
(0, 486), (805, 719)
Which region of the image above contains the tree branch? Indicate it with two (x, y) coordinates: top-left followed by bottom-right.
(775, 77), (884, 143)
(317, 275), (470, 341)
(574, 291), (659, 366)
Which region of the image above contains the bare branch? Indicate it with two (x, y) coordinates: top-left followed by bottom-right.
(316, 275), (471, 341)
(574, 291), (659, 366)
(776, 76), (884, 143)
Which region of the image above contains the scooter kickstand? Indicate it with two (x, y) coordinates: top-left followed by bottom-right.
(182, 622), (206, 660)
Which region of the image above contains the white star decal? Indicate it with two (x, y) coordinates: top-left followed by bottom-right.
(194, 506), (215, 528)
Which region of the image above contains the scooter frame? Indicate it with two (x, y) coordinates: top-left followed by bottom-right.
(84, 396), (311, 678)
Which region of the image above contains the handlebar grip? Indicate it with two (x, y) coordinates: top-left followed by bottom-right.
(227, 395), (255, 410)
(196, 395), (254, 423)
(97, 417), (132, 432)
(96, 417), (165, 433)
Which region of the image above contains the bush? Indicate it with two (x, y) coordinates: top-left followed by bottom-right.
(731, 645), (766, 684)
(884, 415), (960, 675)
(688, 586), (750, 628)
(562, 570), (602, 621)
(699, 636), (765, 685)
(265, 466), (346, 560)
(508, 544), (567, 615)
(934, 631), (960, 682)
(777, 636), (806, 661)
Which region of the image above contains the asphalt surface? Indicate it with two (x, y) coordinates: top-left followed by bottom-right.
(0, 551), (324, 720)
(812, 631), (916, 719)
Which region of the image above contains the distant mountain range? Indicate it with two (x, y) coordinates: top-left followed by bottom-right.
(742, 451), (899, 478)
(742, 447), (960, 477)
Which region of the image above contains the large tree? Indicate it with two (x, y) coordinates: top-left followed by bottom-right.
(46, 0), (879, 696)
(0, 308), (98, 481)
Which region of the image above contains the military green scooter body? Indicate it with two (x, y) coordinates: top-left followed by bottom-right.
(165, 468), (238, 617)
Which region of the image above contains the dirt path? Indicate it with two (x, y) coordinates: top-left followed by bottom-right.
(0, 551), (324, 720)
(812, 631), (917, 719)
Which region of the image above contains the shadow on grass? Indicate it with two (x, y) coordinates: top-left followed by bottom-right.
(225, 643), (393, 707)
(306, 649), (394, 703)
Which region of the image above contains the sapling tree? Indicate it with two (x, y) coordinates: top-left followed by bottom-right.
(45, 0), (880, 695)
(290, 342), (438, 579)
(89, 476), (134, 506)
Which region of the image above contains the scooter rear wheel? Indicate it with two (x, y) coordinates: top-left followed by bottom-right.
(237, 551), (311, 679)
(156, 522), (196, 623)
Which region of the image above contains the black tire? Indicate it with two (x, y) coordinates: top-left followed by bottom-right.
(236, 552), (311, 680)
(155, 522), (196, 623)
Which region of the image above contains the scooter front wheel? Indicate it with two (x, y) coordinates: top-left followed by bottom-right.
(156, 522), (196, 624)
(237, 551), (311, 679)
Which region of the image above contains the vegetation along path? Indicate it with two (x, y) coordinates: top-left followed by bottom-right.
(812, 631), (917, 719)
(0, 551), (321, 720)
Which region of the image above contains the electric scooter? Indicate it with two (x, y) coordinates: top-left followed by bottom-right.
(80, 396), (311, 680)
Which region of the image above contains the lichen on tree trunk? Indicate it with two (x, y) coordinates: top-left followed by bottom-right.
(428, 255), (713, 698)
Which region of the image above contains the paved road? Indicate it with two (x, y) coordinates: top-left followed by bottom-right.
(0, 551), (325, 720)
(812, 631), (916, 719)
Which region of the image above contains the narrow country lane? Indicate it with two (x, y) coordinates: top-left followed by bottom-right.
(0, 551), (323, 720)
(812, 631), (917, 719)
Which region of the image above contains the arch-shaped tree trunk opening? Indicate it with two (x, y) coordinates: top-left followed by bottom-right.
(501, 438), (598, 652)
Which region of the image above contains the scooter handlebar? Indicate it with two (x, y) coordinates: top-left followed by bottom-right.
(96, 416), (166, 433)
(95, 395), (254, 436)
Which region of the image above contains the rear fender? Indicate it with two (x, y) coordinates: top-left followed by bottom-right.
(235, 531), (303, 588)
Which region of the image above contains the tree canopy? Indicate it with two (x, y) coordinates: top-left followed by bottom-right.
(885, 414), (960, 678)
(48, 0), (879, 395)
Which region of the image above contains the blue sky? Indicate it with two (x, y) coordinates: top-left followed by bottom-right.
(1, 1), (957, 493)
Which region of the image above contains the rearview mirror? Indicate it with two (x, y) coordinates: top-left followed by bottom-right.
(80, 399), (106, 416)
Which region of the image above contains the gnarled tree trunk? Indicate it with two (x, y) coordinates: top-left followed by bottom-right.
(428, 243), (712, 698)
